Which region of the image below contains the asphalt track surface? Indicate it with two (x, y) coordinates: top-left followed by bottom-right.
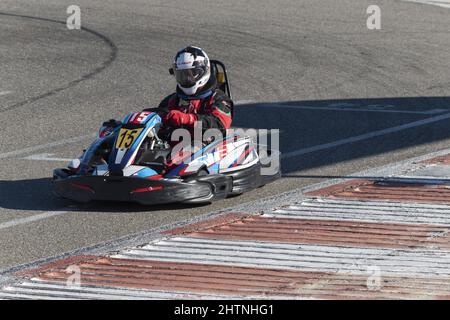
(0, 0), (449, 270)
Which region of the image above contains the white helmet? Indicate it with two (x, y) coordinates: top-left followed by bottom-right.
(171, 46), (211, 96)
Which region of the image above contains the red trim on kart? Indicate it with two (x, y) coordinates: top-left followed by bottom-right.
(233, 146), (253, 167)
(147, 174), (163, 180)
(70, 183), (94, 193)
(130, 186), (164, 194)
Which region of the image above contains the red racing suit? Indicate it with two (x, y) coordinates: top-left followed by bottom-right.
(144, 88), (233, 167)
(146, 88), (233, 135)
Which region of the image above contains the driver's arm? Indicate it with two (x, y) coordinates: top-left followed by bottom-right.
(197, 91), (233, 130)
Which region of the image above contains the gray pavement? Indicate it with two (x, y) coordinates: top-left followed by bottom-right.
(0, 0), (449, 270)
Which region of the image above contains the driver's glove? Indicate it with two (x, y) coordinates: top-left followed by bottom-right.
(99, 119), (122, 138)
(164, 110), (197, 127)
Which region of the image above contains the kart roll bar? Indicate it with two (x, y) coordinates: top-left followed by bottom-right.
(210, 59), (233, 101)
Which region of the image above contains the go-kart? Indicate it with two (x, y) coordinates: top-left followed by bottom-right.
(52, 61), (281, 205)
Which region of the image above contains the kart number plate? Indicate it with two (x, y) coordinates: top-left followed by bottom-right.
(116, 128), (143, 149)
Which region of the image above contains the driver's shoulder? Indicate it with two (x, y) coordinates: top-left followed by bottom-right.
(212, 88), (232, 103)
(159, 93), (178, 108)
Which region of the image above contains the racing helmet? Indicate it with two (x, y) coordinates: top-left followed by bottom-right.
(170, 46), (211, 96)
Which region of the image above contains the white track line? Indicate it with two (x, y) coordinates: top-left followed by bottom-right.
(0, 211), (69, 231)
(22, 153), (72, 162)
(0, 91), (12, 97)
(236, 101), (450, 159)
(259, 104), (447, 115)
(0, 134), (95, 160)
(282, 112), (450, 159)
(3, 106), (448, 163)
(403, 0), (450, 9)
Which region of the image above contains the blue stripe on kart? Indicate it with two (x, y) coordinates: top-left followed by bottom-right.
(134, 167), (159, 178)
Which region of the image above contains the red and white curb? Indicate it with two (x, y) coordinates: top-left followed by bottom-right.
(1, 152), (450, 299)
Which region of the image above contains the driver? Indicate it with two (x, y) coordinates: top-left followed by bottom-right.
(144, 46), (233, 137)
(96, 46), (233, 170)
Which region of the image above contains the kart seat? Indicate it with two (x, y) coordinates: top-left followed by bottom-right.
(210, 60), (234, 118)
(210, 60), (232, 100)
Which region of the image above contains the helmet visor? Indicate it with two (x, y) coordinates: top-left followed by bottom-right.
(174, 67), (205, 88)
